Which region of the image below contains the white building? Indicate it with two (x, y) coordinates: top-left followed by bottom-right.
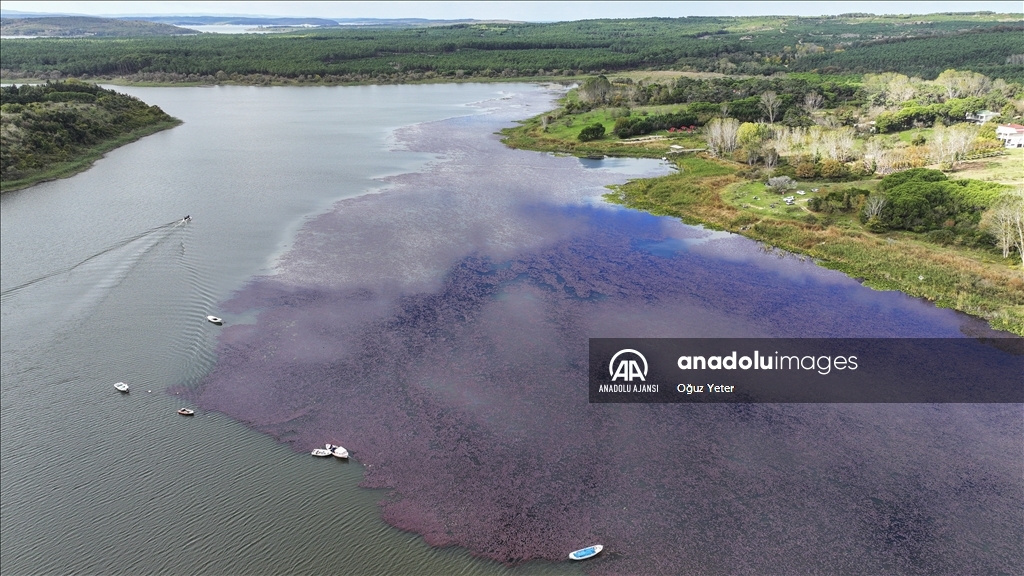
(966, 110), (999, 124)
(996, 124), (1024, 148)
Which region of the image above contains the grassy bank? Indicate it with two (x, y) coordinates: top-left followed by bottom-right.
(501, 115), (1024, 335)
(0, 118), (181, 193)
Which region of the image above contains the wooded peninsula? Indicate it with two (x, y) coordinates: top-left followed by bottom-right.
(0, 81), (179, 192)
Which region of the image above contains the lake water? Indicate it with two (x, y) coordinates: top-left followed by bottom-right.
(176, 25), (298, 34)
(1, 84), (1020, 575)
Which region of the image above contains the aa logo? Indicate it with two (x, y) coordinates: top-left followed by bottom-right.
(609, 349), (648, 382)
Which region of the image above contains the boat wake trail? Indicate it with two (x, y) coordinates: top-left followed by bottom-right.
(162, 223), (221, 384)
(0, 220), (190, 358)
(0, 220), (183, 300)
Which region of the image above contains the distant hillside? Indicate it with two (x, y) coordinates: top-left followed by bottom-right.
(133, 16), (523, 28)
(0, 16), (196, 37)
(127, 15), (343, 28)
(1, 14), (1021, 83)
(0, 11), (526, 29)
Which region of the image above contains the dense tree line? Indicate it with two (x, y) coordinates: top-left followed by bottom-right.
(874, 97), (988, 132)
(1, 15), (1021, 83)
(612, 111), (699, 138)
(858, 168), (1004, 248)
(791, 29), (1024, 82)
(1, 81), (177, 183)
(797, 170), (1011, 252)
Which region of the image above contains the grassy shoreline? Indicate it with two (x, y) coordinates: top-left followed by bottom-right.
(0, 118), (182, 194)
(501, 113), (1024, 335)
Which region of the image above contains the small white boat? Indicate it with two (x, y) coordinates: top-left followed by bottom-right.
(114, 382), (129, 393)
(206, 315), (223, 325)
(311, 448), (332, 457)
(177, 408), (194, 416)
(569, 545), (603, 561)
(329, 444), (349, 459)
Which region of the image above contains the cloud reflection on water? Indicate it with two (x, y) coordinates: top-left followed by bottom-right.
(193, 89), (1022, 575)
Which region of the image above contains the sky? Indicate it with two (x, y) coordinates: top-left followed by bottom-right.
(3, 1), (1022, 21)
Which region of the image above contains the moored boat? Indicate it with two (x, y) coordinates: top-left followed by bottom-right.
(311, 448), (332, 457)
(206, 315), (223, 325)
(177, 408), (194, 416)
(330, 444), (349, 459)
(114, 382), (129, 393)
(569, 545), (603, 561)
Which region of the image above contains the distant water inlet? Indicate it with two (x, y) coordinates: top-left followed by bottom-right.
(193, 91), (1022, 574)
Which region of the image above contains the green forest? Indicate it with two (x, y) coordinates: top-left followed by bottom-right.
(1, 13), (1021, 84)
(0, 81), (179, 190)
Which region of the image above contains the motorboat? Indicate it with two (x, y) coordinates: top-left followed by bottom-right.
(177, 408), (195, 416)
(114, 382), (129, 393)
(569, 545), (603, 561)
(329, 444), (349, 459)
(311, 448), (332, 457)
(207, 315), (223, 325)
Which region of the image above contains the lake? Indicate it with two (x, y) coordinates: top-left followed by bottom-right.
(1, 84), (1020, 575)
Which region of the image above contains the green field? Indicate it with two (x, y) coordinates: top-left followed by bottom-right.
(950, 148), (1024, 186)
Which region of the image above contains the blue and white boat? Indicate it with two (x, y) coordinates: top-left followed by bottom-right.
(569, 544), (603, 561)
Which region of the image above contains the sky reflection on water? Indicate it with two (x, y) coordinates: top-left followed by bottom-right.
(193, 88), (1022, 575)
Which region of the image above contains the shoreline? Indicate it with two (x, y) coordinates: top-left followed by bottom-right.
(3, 78), (1019, 334)
(188, 88), (1024, 574)
(500, 109), (1024, 336)
(0, 118), (182, 194)
(0, 74), (583, 89)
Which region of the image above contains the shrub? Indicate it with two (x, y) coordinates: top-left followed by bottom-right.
(878, 167), (947, 191)
(577, 123), (606, 142)
(795, 162), (817, 179)
(808, 187), (869, 213)
(926, 229), (956, 245)
(613, 111), (699, 138)
(872, 175), (983, 233)
(950, 179), (1010, 208)
(865, 217), (889, 233)
(819, 159), (847, 179)
(766, 175), (796, 194)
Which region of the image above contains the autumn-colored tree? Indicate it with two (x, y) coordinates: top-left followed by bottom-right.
(820, 159), (847, 179)
(796, 162), (817, 179)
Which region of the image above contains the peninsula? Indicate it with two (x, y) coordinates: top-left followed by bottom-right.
(0, 80), (180, 192)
